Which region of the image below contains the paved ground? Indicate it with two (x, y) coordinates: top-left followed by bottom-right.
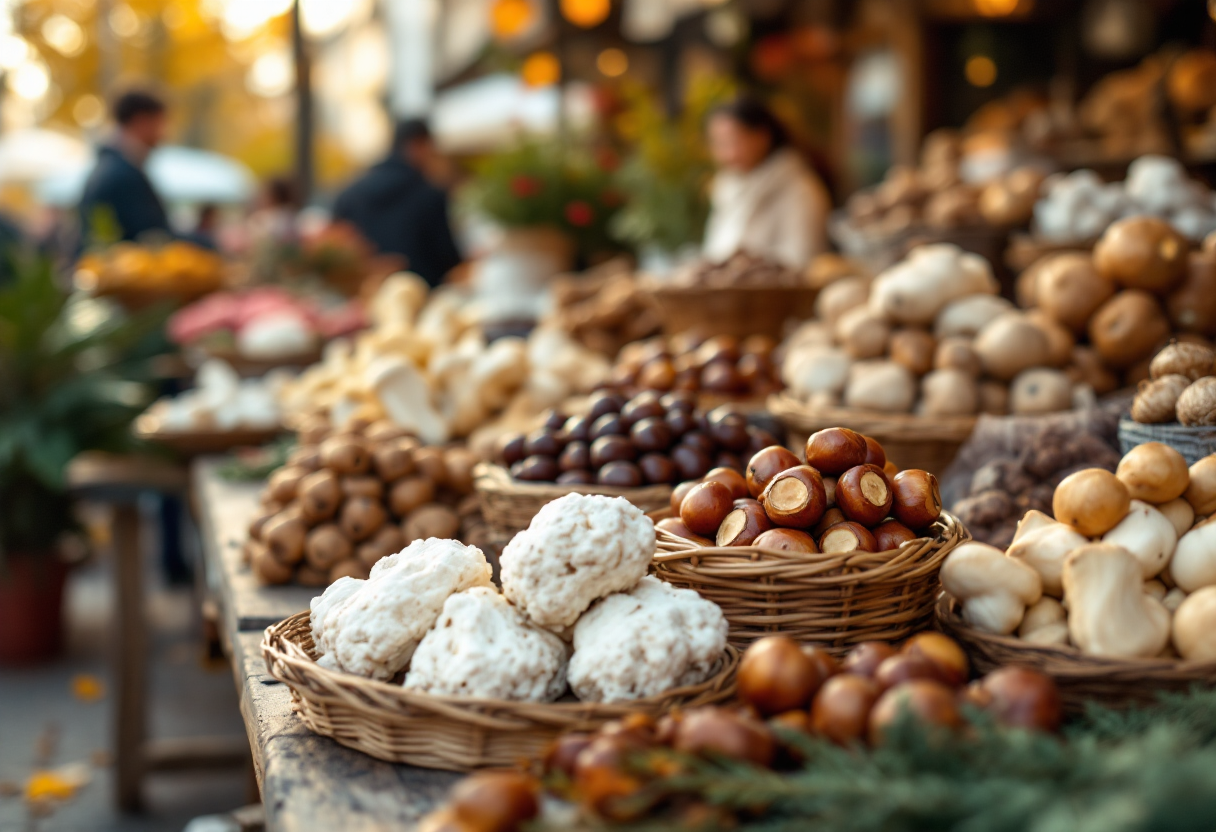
(0, 550), (249, 832)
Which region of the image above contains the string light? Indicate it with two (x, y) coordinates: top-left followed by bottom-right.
(561, 0), (610, 28)
(521, 51), (560, 87)
(965, 54), (997, 87)
(491, 0), (534, 38)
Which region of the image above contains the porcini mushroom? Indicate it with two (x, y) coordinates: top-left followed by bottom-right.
(1005, 510), (1087, 597)
(1172, 586), (1216, 661)
(1099, 500), (1178, 579)
(1116, 442), (1190, 503)
(1018, 597), (1069, 646)
(940, 542), (1042, 635)
(1062, 543), (1171, 659)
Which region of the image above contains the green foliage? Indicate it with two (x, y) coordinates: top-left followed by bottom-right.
(609, 77), (734, 252)
(0, 248), (166, 556)
(216, 437), (295, 482)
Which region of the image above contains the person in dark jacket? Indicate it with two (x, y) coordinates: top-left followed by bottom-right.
(78, 90), (171, 246)
(331, 119), (462, 287)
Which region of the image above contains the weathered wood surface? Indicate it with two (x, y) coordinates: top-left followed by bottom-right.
(197, 458), (455, 832)
(193, 458), (314, 633)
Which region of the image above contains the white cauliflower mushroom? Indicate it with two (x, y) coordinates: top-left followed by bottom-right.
(309, 538), (492, 680)
(500, 494), (654, 630)
(568, 577), (728, 703)
(403, 587), (569, 701)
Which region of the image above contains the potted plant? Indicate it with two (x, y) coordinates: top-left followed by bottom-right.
(0, 250), (162, 664)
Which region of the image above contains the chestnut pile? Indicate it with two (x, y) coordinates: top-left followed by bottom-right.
(658, 427), (943, 554)
(417, 633), (1061, 832)
(245, 420), (483, 587)
(607, 333), (781, 398)
(497, 390), (778, 487)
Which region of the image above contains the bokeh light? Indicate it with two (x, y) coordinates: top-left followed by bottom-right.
(491, 0), (534, 38)
(42, 15), (86, 57)
(596, 48), (628, 77)
(248, 50), (293, 97)
(0, 35), (30, 70)
(561, 0), (610, 28)
(73, 94), (106, 127)
(974, 0), (1020, 15)
(9, 60), (50, 100)
(521, 51), (561, 87)
(965, 54), (997, 87)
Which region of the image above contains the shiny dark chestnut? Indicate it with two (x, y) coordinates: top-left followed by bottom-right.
(590, 435), (636, 468)
(511, 455), (559, 482)
(559, 441), (591, 472)
(586, 390), (626, 421)
(638, 453), (676, 485)
(524, 428), (564, 458)
(561, 415), (591, 443)
(597, 460), (644, 487)
(590, 413), (626, 440)
(631, 417), (673, 453)
(499, 433), (526, 466)
(672, 444), (712, 480)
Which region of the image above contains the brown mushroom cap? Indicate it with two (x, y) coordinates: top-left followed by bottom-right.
(1033, 253), (1115, 334)
(1116, 442), (1191, 503)
(1052, 468), (1131, 537)
(1093, 216), (1189, 293)
(1088, 290), (1171, 370)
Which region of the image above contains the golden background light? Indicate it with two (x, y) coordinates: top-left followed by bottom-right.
(965, 54), (997, 87)
(492, 0), (534, 38)
(561, 0), (610, 28)
(974, 0), (1020, 16)
(73, 94), (105, 127)
(521, 51), (561, 87)
(596, 47), (628, 77)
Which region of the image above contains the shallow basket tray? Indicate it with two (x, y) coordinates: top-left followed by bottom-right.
(644, 284), (818, 339)
(1117, 417), (1216, 466)
(262, 610), (739, 771)
(474, 462), (672, 546)
(652, 511), (966, 654)
(936, 594), (1216, 713)
(133, 411), (283, 456)
(768, 393), (976, 476)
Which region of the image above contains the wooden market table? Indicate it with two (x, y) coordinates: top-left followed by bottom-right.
(192, 458), (458, 832)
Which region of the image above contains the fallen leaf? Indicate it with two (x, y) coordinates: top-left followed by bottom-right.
(71, 674), (105, 703)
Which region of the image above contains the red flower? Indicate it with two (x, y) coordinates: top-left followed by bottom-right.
(510, 175), (542, 197)
(564, 200), (595, 227)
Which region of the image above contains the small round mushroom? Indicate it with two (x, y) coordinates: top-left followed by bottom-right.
(1176, 377), (1216, 427)
(1170, 520), (1216, 593)
(1017, 596), (1069, 646)
(1052, 468), (1131, 537)
(1131, 375), (1190, 423)
(1093, 216), (1188, 293)
(1172, 587), (1216, 661)
(1185, 455), (1216, 515)
(1009, 369), (1073, 415)
(1150, 342), (1215, 382)
(1116, 442), (1190, 503)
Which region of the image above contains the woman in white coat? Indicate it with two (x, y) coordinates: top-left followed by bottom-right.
(702, 96), (831, 270)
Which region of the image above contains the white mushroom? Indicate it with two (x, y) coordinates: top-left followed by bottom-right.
(1143, 579), (1167, 601)
(1099, 500), (1178, 579)
(1018, 597), (1070, 646)
(940, 542), (1043, 635)
(1062, 543), (1171, 659)
(1171, 586), (1216, 661)
(1163, 587), (1188, 613)
(1157, 497), (1196, 538)
(1005, 510), (1087, 598)
(1169, 519), (1216, 592)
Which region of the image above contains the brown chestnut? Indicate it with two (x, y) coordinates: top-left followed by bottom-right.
(703, 466), (749, 500)
(701, 361), (744, 393)
(556, 470), (596, 485)
(753, 528), (819, 553)
(716, 501), (773, 546)
(901, 632), (970, 689)
(597, 461), (643, 487)
(266, 465), (308, 504)
(709, 415), (751, 452)
(263, 514), (306, 565)
(819, 521), (878, 554)
(449, 771), (540, 832)
(511, 455), (560, 482)
(630, 417), (672, 452)
(971, 666), (1062, 732)
(373, 443), (415, 482)
(305, 523), (352, 571)
(737, 636), (826, 716)
(803, 645), (839, 680)
(298, 469), (342, 523)
(696, 335), (741, 365)
(868, 680), (963, 744)
(498, 433), (527, 466)
(590, 435), (636, 468)
(673, 708), (775, 767)
(811, 507), (846, 540)
(655, 516), (713, 545)
(823, 476), (838, 507)
(671, 480), (698, 514)
(338, 496), (387, 542)
(559, 441), (591, 472)
(665, 408), (696, 437)
(412, 447), (448, 486)
(620, 393), (665, 427)
(891, 469), (942, 531)
(637, 357), (677, 391)
(837, 464), (894, 526)
(842, 642), (897, 678)
(524, 428), (564, 458)
(638, 453), (675, 485)
(586, 390), (626, 421)
(810, 674), (881, 746)
(873, 653), (944, 691)
(680, 430), (716, 455)
(660, 390), (697, 412)
(862, 435), (887, 468)
(543, 732), (593, 778)
(680, 480), (735, 536)
(805, 427), (868, 476)
(672, 444), (712, 480)
(746, 446), (801, 498)
(389, 475), (435, 517)
(590, 413), (626, 440)
(759, 466), (827, 528)
(319, 435), (371, 475)
(341, 476), (384, 500)
(561, 415), (591, 443)
(873, 519), (918, 552)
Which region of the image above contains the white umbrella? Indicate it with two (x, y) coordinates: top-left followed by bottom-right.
(0, 128), (91, 183)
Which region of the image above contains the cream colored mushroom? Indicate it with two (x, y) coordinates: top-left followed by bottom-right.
(1005, 510), (1087, 598)
(1156, 497), (1196, 538)
(940, 542), (1042, 635)
(1115, 442), (1190, 504)
(1169, 520), (1216, 592)
(1184, 455), (1216, 515)
(1163, 587), (1188, 613)
(1099, 500), (1178, 579)
(1018, 597), (1069, 646)
(1143, 579), (1167, 601)
(1171, 586), (1216, 661)
(1062, 543), (1171, 659)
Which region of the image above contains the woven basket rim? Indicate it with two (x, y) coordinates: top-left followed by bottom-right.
(935, 593), (1216, 673)
(1117, 417), (1216, 435)
(654, 511), (964, 586)
(767, 392), (977, 440)
(262, 609), (740, 726)
(473, 461), (673, 502)
(642, 284), (816, 298)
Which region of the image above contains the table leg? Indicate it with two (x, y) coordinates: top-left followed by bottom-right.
(113, 502), (146, 813)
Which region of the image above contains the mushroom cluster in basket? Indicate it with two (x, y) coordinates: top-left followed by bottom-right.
(497, 390), (778, 487)
(1131, 341), (1216, 425)
(942, 442), (1216, 662)
(659, 427), (943, 553)
(308, 493), (730, 704)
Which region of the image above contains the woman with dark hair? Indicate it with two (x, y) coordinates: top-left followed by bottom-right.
(703, 95), (831, 269)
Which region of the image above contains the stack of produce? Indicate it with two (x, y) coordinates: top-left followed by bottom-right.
(143, 360), (286, 433)
(549, 262), (662, 357)
(169, 287), (366, 362)
(843, 130), (1047, 238)
(1032, 157), (1216, 243)
(245, 419), (482, 587)
(1130, 341), (1216, 427)
(663, 252), (804, 288)
(74, 240), (226, 298)
(943, 441), (1216, 662)
(308, 493), (730, 703)
(1018, 221), (1208, 385)
(605, 333), (780, 398)
(658, 427), (942, 555)
(278, 274), (610, 445)
(496, 391), (777, 487)
(782, 243), (1087, 417)
(417, 633), (1063, 831)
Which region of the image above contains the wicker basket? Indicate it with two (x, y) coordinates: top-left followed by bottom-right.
(768, 393), (976, 476)
(645, 285), (818, 339)
(474, 463), (673, 546)
(652, 511), (967, 653)
(262, 611), (739, 770)
(936, 595), (1216, 713)
(1118, 418), (1216, 465)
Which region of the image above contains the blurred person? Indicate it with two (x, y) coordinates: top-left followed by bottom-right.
(249, 176), (300, 247)
(78, 89), (171, 246)
(331, 119), (462, 287)
(703, 95), (831, 270)
(193, 203), (220, 249)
